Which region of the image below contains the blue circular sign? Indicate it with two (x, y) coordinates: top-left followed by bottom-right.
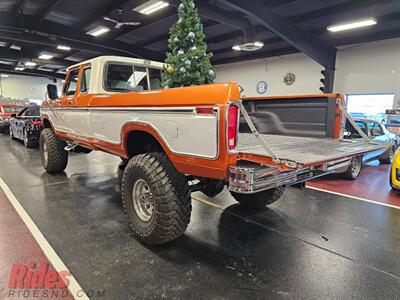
(256, 81), (268, 95)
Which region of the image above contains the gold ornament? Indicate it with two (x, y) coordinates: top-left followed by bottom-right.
(167, 65), (175, 74)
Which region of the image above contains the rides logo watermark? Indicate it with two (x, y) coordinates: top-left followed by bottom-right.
(6, 261), (105, 298)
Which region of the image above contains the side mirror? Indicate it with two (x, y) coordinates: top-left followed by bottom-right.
(10, 114), (16, 118)
(47, 84), (58, 100)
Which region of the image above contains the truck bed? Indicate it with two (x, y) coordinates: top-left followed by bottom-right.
(237, 133), (387, 166)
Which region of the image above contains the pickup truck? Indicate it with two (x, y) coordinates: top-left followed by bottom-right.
(41, 56), (389, 245)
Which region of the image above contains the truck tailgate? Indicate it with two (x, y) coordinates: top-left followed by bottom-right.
(237, 133), (389, 167)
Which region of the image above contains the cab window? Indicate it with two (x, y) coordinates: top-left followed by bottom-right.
(80, 67), (91, 93)
(370, 122), (384, 136)
(64, 69), (79, 96)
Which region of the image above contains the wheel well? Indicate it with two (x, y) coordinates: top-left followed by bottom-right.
(43, 118), (52, 129)
(126, 131), (165, 158)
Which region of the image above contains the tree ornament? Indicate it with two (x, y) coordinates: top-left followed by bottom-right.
(179, 3), (185, 10)
(178, 49), (184, 55)
(177, 18), (182, 23)
(185, 60), (192, 66)
(167, 65), (175, 74)
(174, 37), (180, 43)
(187, 32), (195, 40)
(179, 67), (187, 74)
(208, 70), (215, 78)
(191, 46), (197, 51)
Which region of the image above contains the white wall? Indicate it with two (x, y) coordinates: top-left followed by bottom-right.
(216, 38), (400, 105)
(0, 74), (63, 102)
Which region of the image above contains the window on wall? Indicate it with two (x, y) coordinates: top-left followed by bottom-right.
(346, 94), (394, 122)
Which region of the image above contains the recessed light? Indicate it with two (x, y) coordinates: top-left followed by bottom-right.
(134, 0), (169, 15)
(39, 54), (54, 60)
(232, 41), (264, 52)
(1, 74), (9, 78)
(327, 18), (377, 32)
(25, 61), (37, 67)
(57, 45), (71, 51)
(10, 44), (21, 51)
(86, 26), (110, 37)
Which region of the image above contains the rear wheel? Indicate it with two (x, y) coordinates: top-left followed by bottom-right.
(380, 146), (395, 164)
(40, 128), (68, 173)
(341, 156), (362, 180)
(122, 153), (192, 245)
(200, 179), (225, 198)
(23, 129), (35, 148)
(230, 186), (285, 209)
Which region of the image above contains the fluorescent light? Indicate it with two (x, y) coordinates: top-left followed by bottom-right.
(232, 41), (264, 52)
(39, 54), (54, 60)
(232, 45), (241, 51)
(1, 74), (9, 78)
(327, 18), (377, 32)
(14, 67), (25, 71)
(57, 45), (71, 51)
(10, 44), (21, 51)
(86, 26), (110, 37)
(134, 0), (169, 15)
(25, 61), (37, 67)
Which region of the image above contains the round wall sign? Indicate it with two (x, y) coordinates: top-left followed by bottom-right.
(256, 81), (268, 95)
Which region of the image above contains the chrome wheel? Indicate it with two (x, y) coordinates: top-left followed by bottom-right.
(351, 157), (361, 178)
(132, 179), (154, 222)
(43, 142), (48, 165)
(24, 130), (28, 147)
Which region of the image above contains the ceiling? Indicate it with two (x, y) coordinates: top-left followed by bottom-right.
(0, 0), (399, 79)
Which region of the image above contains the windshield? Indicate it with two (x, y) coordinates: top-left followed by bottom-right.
(104, 63), (162, 92)
(2, 106), (24, 113)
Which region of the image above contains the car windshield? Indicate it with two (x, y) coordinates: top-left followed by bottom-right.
(104, 63), (162, 92)
(24, 106), (40, 117)
(2, 106), (24, 113)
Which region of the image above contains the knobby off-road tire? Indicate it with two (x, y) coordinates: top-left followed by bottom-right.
(230, 186), (285, 209)
(341, 156), (362, 180)
(122, 153), (192, 245)
(40, 128), (68, 173)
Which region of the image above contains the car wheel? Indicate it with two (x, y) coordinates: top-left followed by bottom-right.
(230, 186), (285, 209)
(23, 129), (35, 148)
(122, 153), (192, 245)
(379, 146), (395, 164)
(341, 156), (362, 180)
(40, 128), (68, 173)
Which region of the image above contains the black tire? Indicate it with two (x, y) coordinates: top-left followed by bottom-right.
(200, 179), (225, 198)
(230, 186), (285, 209)
(379, 146), (395, 164)
(40, 128), (68, 173)
(341, 156), (362, 180)
(23, 129), (35, 148)
(122, 153), (192, 245)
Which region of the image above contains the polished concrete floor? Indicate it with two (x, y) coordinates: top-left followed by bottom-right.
(1, 134), (400, 299)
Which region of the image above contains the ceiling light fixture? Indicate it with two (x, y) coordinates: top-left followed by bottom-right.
(38, 54), (54, 60)
(25, 61), (37, 67)
(14, 67), (25, 71)
(1, 74), (9, 78)
(86, 26), (110, 37)
(57, 45), (71, 51)
(232, 41), (264, 52)
(134, 0), (169, 15)
(327, 18), (377, 32)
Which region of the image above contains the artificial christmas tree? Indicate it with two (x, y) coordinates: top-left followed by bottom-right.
(162, 0), (215, 88)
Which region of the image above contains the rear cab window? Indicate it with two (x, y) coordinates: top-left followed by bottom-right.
(80, 67), (91, 93)
(104, 62), (162, 92)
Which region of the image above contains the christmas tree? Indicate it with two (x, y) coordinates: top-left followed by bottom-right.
(162, 0), (215, 88)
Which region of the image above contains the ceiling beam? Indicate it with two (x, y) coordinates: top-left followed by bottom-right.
(0, 64), (63, 79)
(0, 12), (162, 60)
(12, 0), (29, 13)
(35, 0), (63, 19)
(219, 0), (337, 69)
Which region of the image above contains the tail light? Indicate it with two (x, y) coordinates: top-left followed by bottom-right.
(227, 104), (239, 151)
(32, 121), (43, 126)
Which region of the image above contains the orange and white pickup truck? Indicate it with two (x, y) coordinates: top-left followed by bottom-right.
(40, 56), (389, 245)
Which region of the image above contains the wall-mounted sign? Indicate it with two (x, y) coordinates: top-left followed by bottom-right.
(256, 81), (268, 95)
(284, 72), (296, 85)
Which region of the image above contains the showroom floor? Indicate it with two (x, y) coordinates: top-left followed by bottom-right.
(1, 135), (400, 299)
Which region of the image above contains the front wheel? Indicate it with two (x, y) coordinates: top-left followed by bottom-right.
(122, 153), (192, 245)
(40, 128), (68, 173)
(230, 186), (285, 209)
(23, 129), (35, 148)
(341, 156), (362, 180)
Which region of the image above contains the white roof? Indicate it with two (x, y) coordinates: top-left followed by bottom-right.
(67, 55), (165, 71)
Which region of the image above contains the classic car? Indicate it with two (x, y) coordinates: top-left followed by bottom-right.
(0, 104), (25, 133)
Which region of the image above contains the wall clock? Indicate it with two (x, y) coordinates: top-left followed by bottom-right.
(284, 72), (296, 85)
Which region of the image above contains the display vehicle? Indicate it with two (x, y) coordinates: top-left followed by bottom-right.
(0, 104), (24, 133)
(40, 56), (391, 245)
(391, 148), (400, 191)
(9, 105), (43, 148)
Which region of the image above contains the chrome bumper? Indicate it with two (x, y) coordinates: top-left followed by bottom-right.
(228, 158), (351, 194)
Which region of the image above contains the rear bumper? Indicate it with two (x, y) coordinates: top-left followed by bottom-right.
(229, 158), (351, 194)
